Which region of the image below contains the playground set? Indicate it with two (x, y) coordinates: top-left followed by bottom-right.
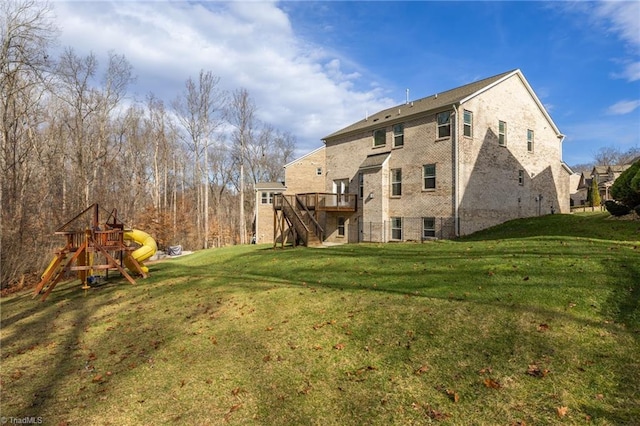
(33, 203), (157, 301)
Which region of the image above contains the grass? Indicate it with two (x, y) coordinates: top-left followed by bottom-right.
(1, 212), (639, 425)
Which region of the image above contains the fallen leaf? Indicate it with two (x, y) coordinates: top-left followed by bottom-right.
(333, 343), (345, 350)
(523, 276), (530, 281)
(595, 393), (604, 400)
(92, 374), (103, 383)
(265, 327), (274, 331)
(537, 323), (550, 332)
(483, 378), (501, 389)
(414, 365), (430, 375)
(526, 364), (550, 378)
(479, 367), (493, 375)
(445, 389), (460, 403)
(556, 406), (568, 418)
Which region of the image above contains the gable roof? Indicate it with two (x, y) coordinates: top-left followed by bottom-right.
(323, 69), (562, 140)
(284, 145), (325, 169)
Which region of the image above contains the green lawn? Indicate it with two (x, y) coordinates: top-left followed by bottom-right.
(1, 213), (639, 425)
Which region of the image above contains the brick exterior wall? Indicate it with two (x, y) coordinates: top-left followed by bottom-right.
(265, 71), (571, 244)
(254, 183), (284, 244)
(283, 146), (326, 195)
(456, 73), (570, 235)
(321, 72), (570, 242)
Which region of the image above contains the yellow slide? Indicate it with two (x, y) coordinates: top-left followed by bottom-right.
(123, 229), (157, 274)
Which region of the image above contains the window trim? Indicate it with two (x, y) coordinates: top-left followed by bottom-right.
(518, 170), (525, 186)
(261, 191), (274, 204)
(393, 123), (404, 147)
(437, 111), (452, 139)
(463, 110), (473, 138)
(391, 168), (402, 197)
(373, 128), (386, 147)
(358, 172), (364, 198)
(423, 217), (436, 239)
(527, 129), (534, 152)
(390, 217), (403, 241)
(337, 217), (345, 237)
(498, 120), (507, 146)
(423, 164), (436, 190)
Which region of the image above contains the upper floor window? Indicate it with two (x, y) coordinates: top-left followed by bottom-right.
(391, 168), (402, 196)
(373, 129), (386, 147)
(527, 129), (534, 152)
(391, 217), (403, 240)
(437, 111), (451, 138)
(498, 120), (507, 146)
(358, 172), (364, 198)
(261, 192), (274, 204)
(518, 170), (524, 186)
(423, 164), (436, 190)
(393, 123), (404, 147)
(463, 110), (473, 137)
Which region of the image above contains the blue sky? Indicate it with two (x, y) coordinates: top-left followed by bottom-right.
(52, 1), (640, 167)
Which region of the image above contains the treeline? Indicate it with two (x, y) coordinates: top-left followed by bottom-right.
(1, 1), (296, 289)
(571, 146), (640, 175)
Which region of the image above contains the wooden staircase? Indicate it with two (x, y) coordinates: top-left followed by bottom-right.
(276, 195), (323, 247)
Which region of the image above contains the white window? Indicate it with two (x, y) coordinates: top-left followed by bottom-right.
(391, 168), (402, 196)
(463, 110), (473, 137)
(423, 217), (436, 238)
(437, 111), (451, 138)
(391, 217), (402, 240)
(498, 120), (507, 146)
(261, 192), (273, 204)
(423, 164), (436, 190)
(337, 217), (345, 237)
(527, 129), (534, 152)
(393, 123), (404, 147)
(373, 129), (386, 147)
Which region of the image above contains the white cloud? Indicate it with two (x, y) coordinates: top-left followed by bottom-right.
(607, 99), (640, 115)
(611, 61), (640, 82)
(51, 1), (394, 154)
(593, 1), (640, 52)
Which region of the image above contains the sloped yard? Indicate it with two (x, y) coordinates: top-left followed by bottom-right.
(1, 213), (638, 425)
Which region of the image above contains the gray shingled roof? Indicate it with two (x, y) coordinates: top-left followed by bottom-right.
(359, 152), (390, 170)
(323, 69), (518, 140)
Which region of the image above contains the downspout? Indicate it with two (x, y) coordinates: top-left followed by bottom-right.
(452, 104), (460, 237)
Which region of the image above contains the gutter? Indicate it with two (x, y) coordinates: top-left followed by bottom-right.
(452, 104), (460, 237)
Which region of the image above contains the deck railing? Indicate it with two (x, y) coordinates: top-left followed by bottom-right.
(296, 192), (357, 212)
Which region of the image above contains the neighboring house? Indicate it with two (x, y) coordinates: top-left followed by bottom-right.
(570, 173), (589, 207)
(591, 164), (631, 201)
(258, 69), (573, 246)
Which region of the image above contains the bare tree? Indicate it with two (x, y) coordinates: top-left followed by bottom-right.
(172, 70), (225, 249)
(227, 88), (257, 244)
(0, 0), (58, 288)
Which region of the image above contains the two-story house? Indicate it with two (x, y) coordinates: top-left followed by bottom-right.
(259, 69), (572, 246)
